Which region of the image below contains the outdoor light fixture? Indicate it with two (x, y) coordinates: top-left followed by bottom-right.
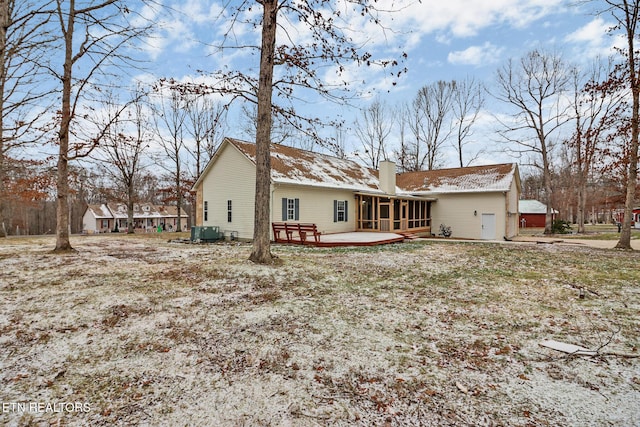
(474, 210), (477, 216)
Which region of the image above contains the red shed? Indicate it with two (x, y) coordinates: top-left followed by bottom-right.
(519, 200), (557, 228)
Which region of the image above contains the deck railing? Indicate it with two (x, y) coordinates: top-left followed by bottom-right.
(357, 218), (431, 232)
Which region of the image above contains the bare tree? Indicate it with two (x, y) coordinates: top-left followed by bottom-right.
(50, 0), (154, 251)
(405, 102), (427, 171)
(239, 103), (295, 146)
(408, 81), (455, 171)
(184, 94), (227, 177)
(395, 103), (411, 172)
(354, 99), (394, 169)
(567, 58), (623, 233)
(495, 50), (572, 234)
(600, 0), (640, 249)
(94, 88), (150, 233)
(451, 77), (485, 167)
(0, 0), (54, 236)
(151, 84), (188, 232)
(332, 125), (348, 160)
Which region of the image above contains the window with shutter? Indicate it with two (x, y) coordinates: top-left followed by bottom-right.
(334, 200), (348, 222)
(282, 198), (300, 221)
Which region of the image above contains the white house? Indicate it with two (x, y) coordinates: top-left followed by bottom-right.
(83, 203), (189, 233)
(192, 137), (521, 241)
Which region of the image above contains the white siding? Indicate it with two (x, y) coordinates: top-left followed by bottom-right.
(431, 192), (507, 240)
(505, 179), (519, 238)
(200, 143), (256, 240)
(82, 210), (98, 233)
(272, 185), (355, 235)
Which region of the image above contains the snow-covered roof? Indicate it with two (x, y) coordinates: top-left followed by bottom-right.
(196, 138), (519, 197)
(229, 138), (382, 192)
(396, 164), (518, 194)
(519, 200), (558, 214)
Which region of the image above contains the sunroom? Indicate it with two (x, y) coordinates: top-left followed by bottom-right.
(354, 193), (434, 234)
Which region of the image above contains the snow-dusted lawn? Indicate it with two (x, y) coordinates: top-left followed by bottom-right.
(1, 235), (639, 426)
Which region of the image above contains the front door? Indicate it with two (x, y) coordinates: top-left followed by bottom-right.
(481, 213), (496, 240)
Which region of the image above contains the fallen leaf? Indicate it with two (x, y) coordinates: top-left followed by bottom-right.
(456, 381), (469, 394)
(495, 345), (512, 355)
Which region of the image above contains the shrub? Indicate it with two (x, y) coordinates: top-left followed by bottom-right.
(552, 219), (572, 234)
(439, 224), (452, 238)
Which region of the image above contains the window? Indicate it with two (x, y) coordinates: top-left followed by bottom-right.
(204, 201), (208, 222)
(334, 200), (348, 222)
(287, 199), (295, 220)
(281, 198), (299, 221)
(227, 200), (232, 223)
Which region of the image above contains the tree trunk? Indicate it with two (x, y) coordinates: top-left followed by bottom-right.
(249, 0), (278, 264)
(543, 153), (554, 235)
(576, 137), (586, 234)
(577, 179), (586, 234)
(616, 2), (639, 250)
(616, 130), (638, 250)
(176, 169), (182, 232)
(54, 2), (75, 252)
(127, 189), (134, 234)
(0, 0), (7, 238)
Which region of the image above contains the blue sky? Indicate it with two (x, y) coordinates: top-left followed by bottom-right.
(127, 0), (618, 168)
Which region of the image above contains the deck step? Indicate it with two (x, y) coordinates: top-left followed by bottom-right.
(400, 233), (420, 240)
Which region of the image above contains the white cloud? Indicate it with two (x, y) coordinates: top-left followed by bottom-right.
(564, 17), (618, 59)
(140, 31), (168, 62)
(448, 42), (504, 66)
(394, 0), (564, 38)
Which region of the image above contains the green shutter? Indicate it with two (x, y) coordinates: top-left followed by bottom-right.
(333, 200), (337, 222)
(294, 198), (300, 221)
(282, 198), (287, 221)
(344, 200), (348, 222)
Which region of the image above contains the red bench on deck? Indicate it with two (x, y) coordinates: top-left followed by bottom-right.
(272, 222), (321, 244)
(272, 222), (293, 243)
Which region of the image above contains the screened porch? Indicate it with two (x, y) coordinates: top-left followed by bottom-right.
(355, 194), (433, 234)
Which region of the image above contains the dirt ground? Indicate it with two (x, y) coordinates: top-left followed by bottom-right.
(0, 235), (639, 426)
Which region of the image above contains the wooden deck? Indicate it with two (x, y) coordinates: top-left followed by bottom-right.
(274, 232), (406, 247)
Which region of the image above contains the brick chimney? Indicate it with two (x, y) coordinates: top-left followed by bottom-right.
(379, 160), (396, 195)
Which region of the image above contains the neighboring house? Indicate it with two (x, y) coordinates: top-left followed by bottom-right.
(518, 200), (557, 228)
(631, 208), (640, 229)
(82, 203), (189, 233)
(192, 137), (521, 241)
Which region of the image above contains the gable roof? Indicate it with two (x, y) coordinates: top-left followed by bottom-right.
(194, 137), (520, 196)
(396, 163), (519, 194)
(227, 137), (382, 192)
(85, 204), (113, 219)
(519, 199), (558, 214)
